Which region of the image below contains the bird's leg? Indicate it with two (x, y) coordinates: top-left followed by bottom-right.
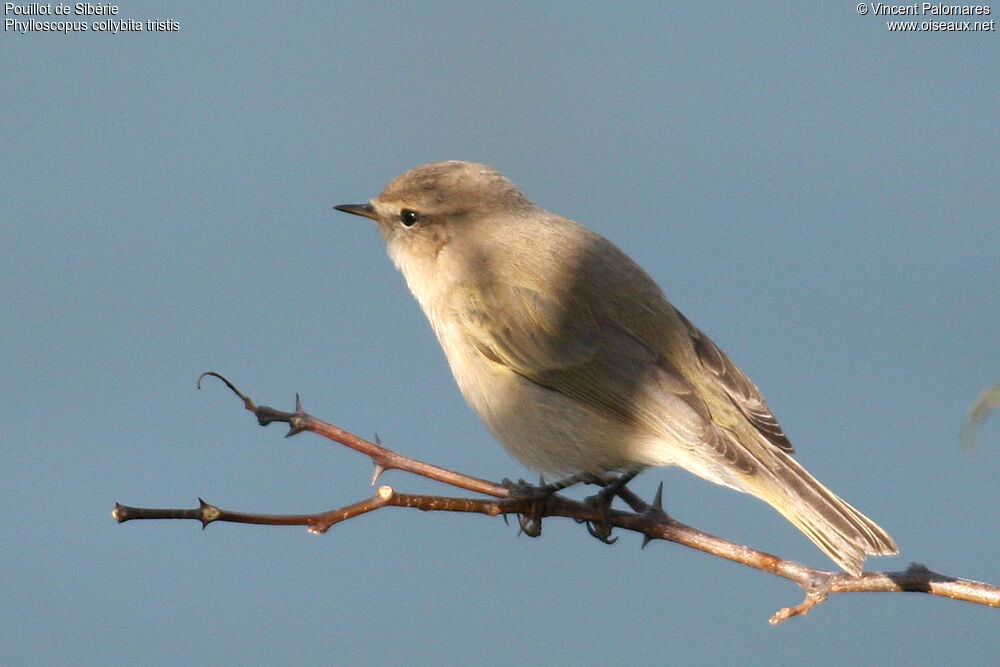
(501, 478), (546, 537)
(502, 472), (596, 537)
(583, 467), (642, 544)
(503, 468), (641, 541)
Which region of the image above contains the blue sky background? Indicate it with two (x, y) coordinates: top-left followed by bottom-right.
(3, 3), (998, 665)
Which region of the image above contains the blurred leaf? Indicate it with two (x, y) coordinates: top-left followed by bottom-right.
(960, 383), (1000, 451)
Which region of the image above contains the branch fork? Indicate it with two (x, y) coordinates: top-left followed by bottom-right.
(112, 372), (1000, 623)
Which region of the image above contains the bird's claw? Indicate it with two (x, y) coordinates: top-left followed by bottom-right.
(583, 487), (619, 545)
(518, 513), (543, 537)
(503, 478), (548, 537)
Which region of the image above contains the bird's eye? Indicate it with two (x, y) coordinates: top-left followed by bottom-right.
(400, 209), (420, 227)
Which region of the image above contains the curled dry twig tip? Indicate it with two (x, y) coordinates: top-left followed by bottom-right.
(197, 371), (258, 413)
(197, 370), (225, 391)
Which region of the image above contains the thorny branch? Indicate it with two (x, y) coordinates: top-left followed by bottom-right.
(113, 372), (1000, 624)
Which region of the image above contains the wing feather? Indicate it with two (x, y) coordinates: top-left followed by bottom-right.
(676, 311), (794, 454)
(459, 283), (761, 474)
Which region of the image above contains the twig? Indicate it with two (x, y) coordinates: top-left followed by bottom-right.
(195, 371), (508, 498)
(113, 373), (1000, 623)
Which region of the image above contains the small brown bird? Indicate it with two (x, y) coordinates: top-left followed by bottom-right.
(336, 161), (897, 574)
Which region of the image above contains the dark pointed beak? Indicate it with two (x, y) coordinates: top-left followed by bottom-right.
(334, 202), (378, 220)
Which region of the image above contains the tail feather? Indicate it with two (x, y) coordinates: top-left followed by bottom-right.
(753, 451), (897, 576)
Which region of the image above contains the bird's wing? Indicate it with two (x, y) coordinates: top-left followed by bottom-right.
(458, 283), (759, 474)
(676, 311), (794, 454)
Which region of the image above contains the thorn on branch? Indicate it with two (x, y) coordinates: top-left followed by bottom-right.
(199, 497), (221, 528)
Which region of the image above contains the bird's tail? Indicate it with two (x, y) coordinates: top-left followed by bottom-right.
(751, 451), (897, 576)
